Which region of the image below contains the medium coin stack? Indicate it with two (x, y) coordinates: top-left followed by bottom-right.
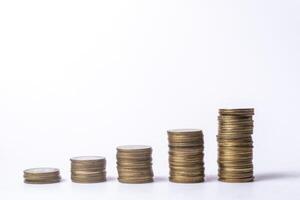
(217, 108), (255, 183)
(23, 167), (61, 184)
(70, 156), (106, 183)
(168, 129), (205, 183)
(116, 145), (154, 184)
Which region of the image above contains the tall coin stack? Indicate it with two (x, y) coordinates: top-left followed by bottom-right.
(24, 168), (61, 184)
(71, 156), (106, 183)
(168, 129), (205, 183)
(116, 145), (154, 183)
(217, 108), (255, 183)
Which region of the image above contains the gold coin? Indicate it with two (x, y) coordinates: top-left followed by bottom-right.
(218, 177), (254, 183)
(116, 145), (154, 183)
(118, 178), (153, 184)
(70, 156), (107, 183)
(24, 168), (61, 184)
(169, 176), (204, 183)
(117, 145), (152, 152)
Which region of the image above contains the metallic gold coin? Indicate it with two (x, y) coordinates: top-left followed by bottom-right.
(218, 174), (253, 179)
(117, 152), (152, 157)
(170, 164), (205, 170)
(219, 167), (253, 173)
(72, 177), (106, 183)
(118, 178), (153, 184)
(116, 145), (154, 184)
(24, 168), (61, 184)
(218, 177), (254, 183)
(169, 154), (204, 160)
(217, 108), (254, 183)
(170, 171), (205, 177)
(218, 146), (253, 151)
(24, 167), (59, 175)
(168, 129), (205, 183)
(118, 173), (153, 178)
(24, 179), (61, 184)
(117, 145), (152, 152)
(168, 144), (203, 148)
(168, 135), (203, 140)
(168, 129), (203, 135)
(169, 158), (204, 164)
(169, 147), (204, 152)
(116, 164), (152, 170)
(169, 176), (204, 183)
(219, 108), (254, 115)
(72, 174), (106, 179)
(71, 156), (105, 162)
(218, 115), (253, 120)
(70, 155), (106, 183)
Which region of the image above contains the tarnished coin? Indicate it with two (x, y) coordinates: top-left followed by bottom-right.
(116, 145), (154, 184)
(168, 129), (205, 183)
(71, 156), (105, 162)
(117, 145), (152, 152)
(24, 167), (61, 184)
(218, 177), (254, 183)
(70, 155), (106, 183)
(217, 108), (255, 183)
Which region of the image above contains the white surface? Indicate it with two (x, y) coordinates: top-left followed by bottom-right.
(0, 0), (300, 199)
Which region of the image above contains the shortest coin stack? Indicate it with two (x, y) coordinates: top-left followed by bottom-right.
(117, 145), (154, 184)
(24, 168), (61, 184)
(71, 156), (106, 183)
(168, 129), (205, 183)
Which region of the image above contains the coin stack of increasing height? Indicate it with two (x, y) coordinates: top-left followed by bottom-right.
(70, 156), (106, 183)
(23, 168), (61, 184)
(116, 145), (154, 183)
(168, 129), (205, 183)
(217, 108), (255, 183)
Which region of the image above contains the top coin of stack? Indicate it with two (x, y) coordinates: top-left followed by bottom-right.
(168, 129), (205, 183)
(71, 156), (106, 183)
(116, 145), (153, 184)
(24, 167), (61, 184)
(217, 108), (255, 183)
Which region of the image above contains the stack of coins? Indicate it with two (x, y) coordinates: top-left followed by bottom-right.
(71, 156), (106, 183)
(217, 108), (255, 183)
(23, 168), (61, 184)
(116, 145), (154, 183)
(168, 129), (205, 183)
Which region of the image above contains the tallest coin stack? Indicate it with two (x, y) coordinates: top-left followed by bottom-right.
(217, 108), (255, 183)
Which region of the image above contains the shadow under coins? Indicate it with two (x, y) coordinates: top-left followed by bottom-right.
(255, 172), (300, 181)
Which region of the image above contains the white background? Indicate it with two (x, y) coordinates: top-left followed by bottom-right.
(0, 0), (300, 199)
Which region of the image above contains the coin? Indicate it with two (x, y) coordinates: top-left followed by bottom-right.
(70, 156), (106, 183)
(217, 108), (254, 183)
(23, 167), (61, 184)
(169, 176), (204, 183)
(167, 129), (205, 183)
(116, 145), (154, 184)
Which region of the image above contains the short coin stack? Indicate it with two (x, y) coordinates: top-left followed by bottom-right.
(70, 156), (106, 183)
(23, 168), (61, 184)
(217, 108), (255, 183)
(168, 129), (205, 183)
(116, 145), (154, 183)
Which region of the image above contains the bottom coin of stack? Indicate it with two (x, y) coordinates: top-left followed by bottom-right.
(116, 145), (153, 184)
(217, 108), (255, 183)
(23, 168), (61, 184)
(168, 129), (205, 183)
(71, 156), (106, 183)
